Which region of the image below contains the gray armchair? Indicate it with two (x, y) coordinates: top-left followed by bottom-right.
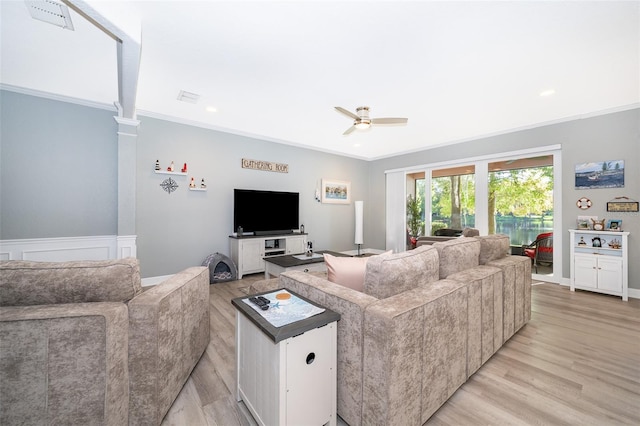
(0, 258), (210, 425)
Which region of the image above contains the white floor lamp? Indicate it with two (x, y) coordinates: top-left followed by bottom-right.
(355, 200), (364, 256)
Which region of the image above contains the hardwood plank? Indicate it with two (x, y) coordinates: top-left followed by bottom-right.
(162, 379), (209, 426)
(203, 396), (257, 426)
(161, 277), (640, 426)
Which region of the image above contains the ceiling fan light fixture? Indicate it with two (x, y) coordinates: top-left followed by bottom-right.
(336, 105), (407, 135)
(355, 120), (371, 130)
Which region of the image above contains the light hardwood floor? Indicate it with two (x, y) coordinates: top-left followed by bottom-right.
(162, 277), (640, 426)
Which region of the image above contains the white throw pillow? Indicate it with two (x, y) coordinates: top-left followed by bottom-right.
(324, 251), (392, 292)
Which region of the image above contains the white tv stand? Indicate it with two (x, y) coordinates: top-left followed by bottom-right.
(229, 233), (308, 279)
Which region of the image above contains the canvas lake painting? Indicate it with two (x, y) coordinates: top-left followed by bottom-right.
(575, 160), (624, 189)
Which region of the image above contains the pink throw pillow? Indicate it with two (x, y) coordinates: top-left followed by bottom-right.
(324, 251), (392, 292)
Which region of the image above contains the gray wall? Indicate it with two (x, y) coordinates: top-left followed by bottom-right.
(135, 116), (370, 277)
(370, 108), (640, 289)
(2, 90), (638, 288)
(0, 90), (117, 239)
(0, 91), (369, 277)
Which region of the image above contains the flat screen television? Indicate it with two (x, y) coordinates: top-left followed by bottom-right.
(234, 189), (299, 236)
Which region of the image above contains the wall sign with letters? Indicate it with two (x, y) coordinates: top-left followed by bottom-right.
(606, 201), (639, 212)
(241, 158), (289, 173)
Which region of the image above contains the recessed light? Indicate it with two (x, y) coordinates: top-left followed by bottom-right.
(205, 106), (217, 113)
(539, 89), (555, 97)
(354, 143), (361, 147)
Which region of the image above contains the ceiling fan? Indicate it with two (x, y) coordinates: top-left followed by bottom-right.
(335, 106), (408, 135)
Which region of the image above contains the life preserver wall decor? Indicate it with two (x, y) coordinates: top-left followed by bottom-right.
(576, 197), (592, 209)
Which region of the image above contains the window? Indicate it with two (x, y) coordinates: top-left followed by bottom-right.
(385, 145), (560, 281)
(431, 165), (475, 235)
(488, 156), (553, 244)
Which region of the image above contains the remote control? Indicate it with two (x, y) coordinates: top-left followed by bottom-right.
(249, 297), (269, 311)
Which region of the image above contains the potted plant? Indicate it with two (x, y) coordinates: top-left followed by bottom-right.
(407, 194), (424, 248)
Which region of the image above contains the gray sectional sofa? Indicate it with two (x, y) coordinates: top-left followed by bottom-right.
(0, 258), (210, 426)
(415, 226), (480, 246)
(250, 234), (531, 426)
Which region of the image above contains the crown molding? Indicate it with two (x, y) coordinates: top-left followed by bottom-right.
(4, 83), (636, 163)
(0, 84), (117, 112)
(371, 103), (640, 161)
(136, 109), (372, 161)
(114, 116), (141, 128)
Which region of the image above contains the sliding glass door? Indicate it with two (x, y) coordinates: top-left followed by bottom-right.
(389, 147), (560, 281)
(488, 156), (554, 276)
(431, 165), (475, 236)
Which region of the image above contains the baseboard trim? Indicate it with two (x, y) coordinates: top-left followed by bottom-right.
(559, 277), (638, 300)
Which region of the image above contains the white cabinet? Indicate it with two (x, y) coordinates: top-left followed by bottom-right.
(285, 235), (306, 255)
(235, 312), (337, 426)
(574, 254), (623, 291)
(230, 234), (308, 279)
(240, 239), (264, 275)
(569, 229), (629, 301)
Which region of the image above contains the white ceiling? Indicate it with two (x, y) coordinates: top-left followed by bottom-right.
(1, 1), (638, 160)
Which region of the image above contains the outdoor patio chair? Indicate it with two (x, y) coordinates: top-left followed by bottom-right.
(523, 232), (553, 273)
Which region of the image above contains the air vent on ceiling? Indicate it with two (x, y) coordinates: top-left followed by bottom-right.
(25, 0), (74, 30)
(177, 90), (200, 104)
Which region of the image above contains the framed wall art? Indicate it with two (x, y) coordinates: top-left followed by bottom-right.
(575, 160), (624, 189)
(321, 179), (351, 204)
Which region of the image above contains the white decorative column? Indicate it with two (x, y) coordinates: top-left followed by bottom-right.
(115, 116), (139, 258)
(355, 200), (364, 256)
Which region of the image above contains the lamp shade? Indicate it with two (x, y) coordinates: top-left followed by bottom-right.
(354, 200), (364, 245)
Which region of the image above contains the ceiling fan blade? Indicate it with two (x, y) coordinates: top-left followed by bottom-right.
(335, 106), (359, 120)
(371, 117), (408, 125)
(343, 125), (356, 135)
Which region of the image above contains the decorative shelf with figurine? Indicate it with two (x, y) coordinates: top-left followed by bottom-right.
(155, 170), (187, 176)
(189, 177), (208, 191)
(155, 160), (188, 175)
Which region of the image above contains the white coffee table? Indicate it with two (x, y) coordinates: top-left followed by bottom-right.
(263, 250), (346, 278)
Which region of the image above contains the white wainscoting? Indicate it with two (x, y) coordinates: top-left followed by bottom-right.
(141, 275), (174, 287)
(0, 235), (137, 261)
